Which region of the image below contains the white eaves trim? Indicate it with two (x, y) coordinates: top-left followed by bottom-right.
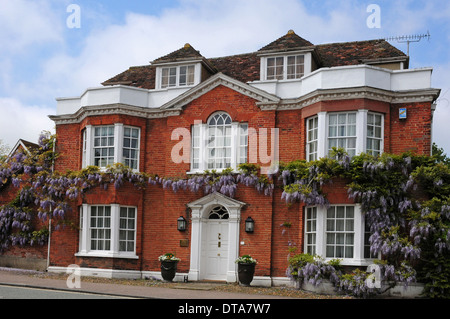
(53, 65), (436, 119)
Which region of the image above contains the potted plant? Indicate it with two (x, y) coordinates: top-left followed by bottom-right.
(235, 255), (257, 286)
(159, 253), (181, 282)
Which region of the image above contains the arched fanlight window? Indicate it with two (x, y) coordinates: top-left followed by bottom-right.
(208, 205), (229, 220)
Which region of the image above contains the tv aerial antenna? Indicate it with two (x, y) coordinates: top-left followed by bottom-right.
(383, 31), (431, 56)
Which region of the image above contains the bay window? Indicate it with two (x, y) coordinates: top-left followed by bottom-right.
(328, 112), (357, 157)
(77, 204), (137, 258)
(305, 111), (384, 160)
(82, 124), (140, 171)
(304, 205), (372, 265)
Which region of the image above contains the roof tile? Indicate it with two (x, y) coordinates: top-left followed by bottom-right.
(103, 31), (408, 90)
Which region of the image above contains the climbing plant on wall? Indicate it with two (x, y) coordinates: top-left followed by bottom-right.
(1, 132), (449, 298)
(282, 147), (450, 298)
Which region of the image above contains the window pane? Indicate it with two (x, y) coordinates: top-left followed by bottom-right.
(89, 206), (111, 251)
(161, 67), (177, 88)
(366, 113), (383, 156)
(325, 206), (355, 259)
(326, 245), (334, 257)
(287, 55), (304, 79)
(375, 127), (382, 138)
(327, 207), (335, 218)
(336, 206), (345, 218)
(336, 233), (344, 244)
(345, 246), (353, 258)
(375, 114), (382, 126)
(346, 206), (354, 218)
(93, 126), (115, 168)
(305, 207), (317, 256)
(267, 57), (284, 80)
(328, 113), (358, 156)
(123, 127), (140, 170)
(307, 117), (318, 162)
(119, 207), (136, 252)
(327, 219), (335, 231)
(348, 113), (356, 124)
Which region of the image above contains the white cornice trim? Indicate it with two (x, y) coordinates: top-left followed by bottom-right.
(49, 86), (440, 124)
(49, 103), (181, 125)
(258, 86), (441, 111)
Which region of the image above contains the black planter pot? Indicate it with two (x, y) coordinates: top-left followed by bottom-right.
(237, 262), (256, 286)
(161, 260), (178, 282)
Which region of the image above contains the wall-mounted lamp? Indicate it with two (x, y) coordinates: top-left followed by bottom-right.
(177, 216), (187, 231)
(245, 216), (254, 233)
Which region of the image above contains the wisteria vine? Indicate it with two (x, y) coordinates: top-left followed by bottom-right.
(1, 133), (449, 298)
(282, 147), (450, 298)
(0, 133), (274, 252)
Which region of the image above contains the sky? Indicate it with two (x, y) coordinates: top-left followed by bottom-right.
(0, 0), (449, 155)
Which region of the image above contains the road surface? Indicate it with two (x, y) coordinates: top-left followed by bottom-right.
(0, 284), (135, 299)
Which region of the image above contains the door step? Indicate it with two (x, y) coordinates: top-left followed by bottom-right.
(171, 281), (226, 291)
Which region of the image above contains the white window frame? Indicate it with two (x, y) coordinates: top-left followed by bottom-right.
(305, 111), (384, 161)
(260, 52), (312, 81)
(305, 206), (317, 255)
(304, 205), (372, 266)
(155, 63), (201, 90)
(306, 116), (318, 161)
(160, 65), (195, 88)
(190, 112), (248, 173)
(265, 55), (304, 80)
(327, 112), (357, 157)
(82, 124), (141, 171)
(366, 112), (384, 156)
(77, 204), (138, 259)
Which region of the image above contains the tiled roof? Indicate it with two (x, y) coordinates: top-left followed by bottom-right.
(103, 65), (156, 89)
(316, 39), (408, 67)
(258, 30), (314, 52)
(103, 30), (407, 89)
(152, 43), (204, 64)
(208, 53), (260, 84)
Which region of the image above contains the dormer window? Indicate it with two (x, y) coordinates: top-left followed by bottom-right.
(260, 53), (309, 82)
(266, 55), (305, 80)
(161, 65), (195, 88)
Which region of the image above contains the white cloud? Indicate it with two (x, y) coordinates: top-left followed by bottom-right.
(0, 98), (55, 148)
(1, 0), (449, 156)
(0, 0), (63, 54)
(27, 0), (368, 100)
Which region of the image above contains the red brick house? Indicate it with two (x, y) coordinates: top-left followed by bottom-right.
(2, 30), (441, 286)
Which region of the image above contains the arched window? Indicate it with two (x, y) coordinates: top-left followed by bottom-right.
(191, 112), (248, 172)
(208, 205), (229, 220)
(207, 112), (232, 170)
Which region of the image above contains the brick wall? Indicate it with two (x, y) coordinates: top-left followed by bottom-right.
(389, 102), (433, 155)
(0, 84), (435, 280)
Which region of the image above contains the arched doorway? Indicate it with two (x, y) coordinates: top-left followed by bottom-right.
(202, 206), (229, 280)
(187, 192), (246, 282)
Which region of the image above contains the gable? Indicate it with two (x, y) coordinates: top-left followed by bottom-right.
(187, 192), (246, 209)
(160, 72), (280, 112)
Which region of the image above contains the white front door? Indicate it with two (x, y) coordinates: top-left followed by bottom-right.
(188, 193), (245, 283)
(204, 220), (229, 280)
